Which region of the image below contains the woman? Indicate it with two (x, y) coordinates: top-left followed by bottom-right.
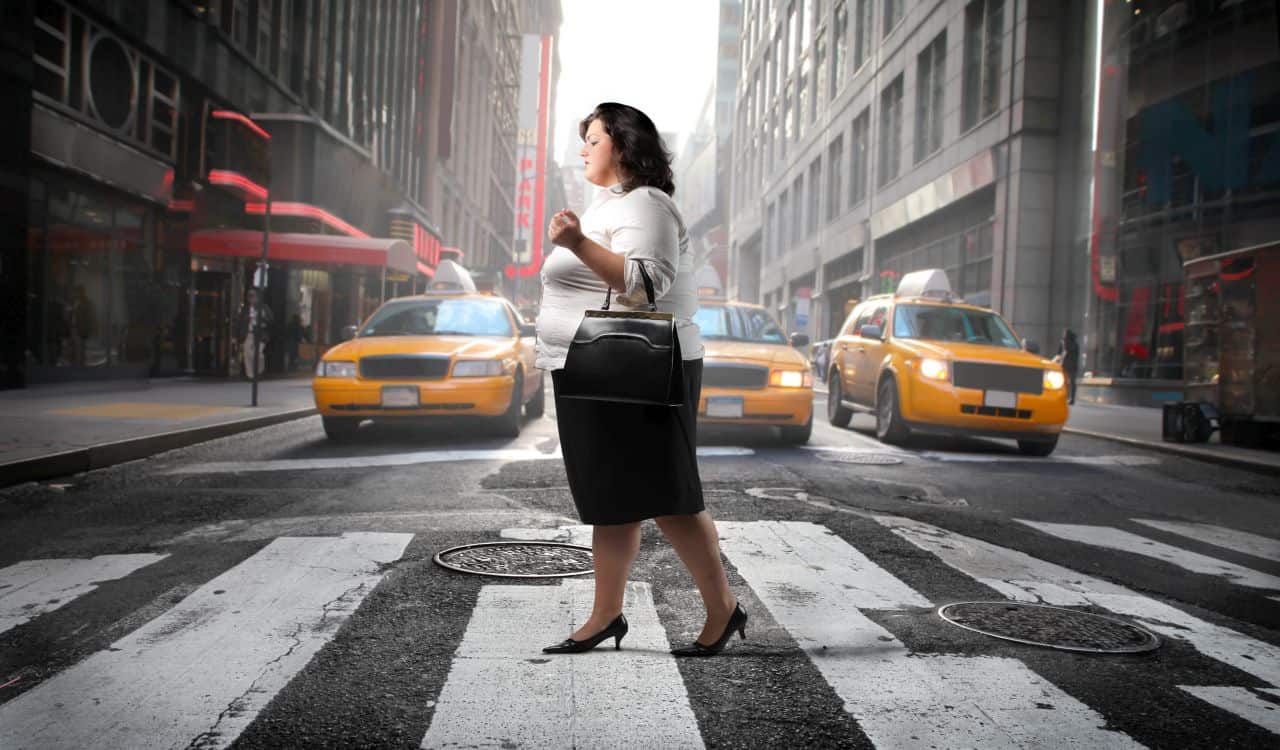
(537, 102), (747, 657)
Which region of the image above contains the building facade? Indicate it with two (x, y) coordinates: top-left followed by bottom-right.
(5, 0), (558, 389)
(729, 0), (1280, 405)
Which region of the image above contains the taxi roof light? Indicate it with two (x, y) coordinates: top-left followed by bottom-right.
(896, 269), (956, 301)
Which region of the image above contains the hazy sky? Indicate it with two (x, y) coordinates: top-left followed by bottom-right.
(552, 0), (723, 163)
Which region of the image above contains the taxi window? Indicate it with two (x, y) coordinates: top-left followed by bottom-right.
(360, 298), (514, 338)
(693, 306), (733, 338)
(693, 305), (787, 343)
(841, 303), (868, 336)
(853, 303), (888, 336)
(893, 304), (1020, 348)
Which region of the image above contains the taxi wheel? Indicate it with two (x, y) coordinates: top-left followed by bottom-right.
(780, 416), (813, 445)
(1017, 437), (1058, 457)
(826, 369), (853, 427)
(875, 378), (911, 446)
(322, 416), (360, 442)
(494, 371), (524, 437)
(526, 373), (546, 419)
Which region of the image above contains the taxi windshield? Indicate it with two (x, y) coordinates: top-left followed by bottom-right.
(359, 298), (513, 338)
(893, 304), (1020, 348)
(694, 305), (787, 344)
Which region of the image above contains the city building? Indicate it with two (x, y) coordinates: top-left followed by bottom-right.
(728, 0), (1278, 405)
(3, 0), (561, 389)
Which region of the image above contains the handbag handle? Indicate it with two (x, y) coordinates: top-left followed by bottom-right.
(601, 260), (658, 312)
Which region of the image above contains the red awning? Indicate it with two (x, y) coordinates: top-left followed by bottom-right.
(189, 230), (415, 274)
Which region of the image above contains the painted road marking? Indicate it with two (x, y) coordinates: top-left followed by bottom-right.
(0, 532), (412, 750)
(1179, 687), (1280, 734)
(1019, 521), (1280, 592)
(922, 452), (1160, 466)
(49, 402), (240, 420)
(1133, 520), (1280, 564)
(875, 515), (1280, 688)
(500, 525), (593, 548)
(171, 445), (754, 475)
(166, 509), (579, 544)
(0, 553), (167, 636)
(419, 579), (702, 749)
(717, 521), (1142, 749)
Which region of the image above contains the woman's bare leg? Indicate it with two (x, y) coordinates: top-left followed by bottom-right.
(571, 521), (643, 640)
(655, 511), (737, 644)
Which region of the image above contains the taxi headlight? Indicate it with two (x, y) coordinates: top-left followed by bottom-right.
(452, 359), (504, 377)
(318, 361), (357, 378)
(918, 358), (949, 381)
(1044, 369), (1066, 390)
(770, 369), (811, 388)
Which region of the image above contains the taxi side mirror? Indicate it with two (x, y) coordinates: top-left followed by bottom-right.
(1023, 338), (1041, 354)
(518, 323), (537, 338)
(859, 324), (883, 340)
(790, 333), (810, 348)
(340, 325), (358, 342)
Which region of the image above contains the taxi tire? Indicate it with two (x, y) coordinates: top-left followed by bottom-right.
(1017, 437), (1058, 457)
(494, 371), (524, 437)
(827, 369), (853, 427)
(780, 416), (813, 445)
(526, 373), (546, 419)
(322, 416), (361, 442)
(875, 378), (911, 446)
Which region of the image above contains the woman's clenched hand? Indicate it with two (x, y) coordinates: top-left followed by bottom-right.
(548, 209), (585, 252)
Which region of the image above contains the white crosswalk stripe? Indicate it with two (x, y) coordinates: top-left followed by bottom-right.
(1132, 519), (1280, 564)
(0, 532), (412, 750)
(419, 579), (703, 749)
(4, 518), (1278, 747)
(1018, 521), (1280, 591)
(717, 521), (1144, 749)
(0, 553), (166, 636)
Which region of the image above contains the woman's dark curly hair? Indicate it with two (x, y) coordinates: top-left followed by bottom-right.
(579, 102), (675, 196)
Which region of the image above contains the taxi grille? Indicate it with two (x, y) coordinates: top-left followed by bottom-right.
(360, 355), (450, 380)
(952, 362), (1043, 394)
(703, 363), (768, 389)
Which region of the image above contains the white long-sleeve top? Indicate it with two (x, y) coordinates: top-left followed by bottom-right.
(535, 183), (703, 371)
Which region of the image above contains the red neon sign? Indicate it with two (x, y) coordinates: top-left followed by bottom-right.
(244, 201), (370, 238)
(208, 170), (269, 201)
(211, 109), (272, 140)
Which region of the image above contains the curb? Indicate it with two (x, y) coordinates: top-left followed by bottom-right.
(1062, 426), (1280, 477)
(0, 407), (318, 488)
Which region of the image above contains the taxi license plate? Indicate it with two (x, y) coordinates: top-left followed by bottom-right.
(706, 396), (744, 418)
(983, 390), (1018, 409)
(381, 386), (419, 408)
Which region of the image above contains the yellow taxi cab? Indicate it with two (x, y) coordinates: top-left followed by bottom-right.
(693, 295), (815, 444)
(826, 269), (1068, 455)
(312, 280), (542, 441)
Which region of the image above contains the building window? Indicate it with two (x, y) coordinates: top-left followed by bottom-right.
(813, 29), (826, 124)
(766, 201), (777, 260)
(256, 0), (273, 68)
(783, 80), (794, 149)
(878, 76), (903, 186)
(852, 0), (872, 71)
(915, 31), (946, 162)
(807, 158), (822, 236)
(963, 0), (1004, 131)
(799, 55), (811, 138)
(827, 135), (843, 222)
(832, 0), (847, 96)
(883, 0), (904, 37)
(791, 174), (804, 244)
(778, 190), (789, 257)
(849, 108), (869, 206)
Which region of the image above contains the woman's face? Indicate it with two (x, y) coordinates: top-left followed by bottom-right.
(580, 118), (619, 188)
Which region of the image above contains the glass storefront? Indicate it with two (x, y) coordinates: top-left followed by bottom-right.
(25, 169), (172, 381)
(1082, 0), (1280, 381)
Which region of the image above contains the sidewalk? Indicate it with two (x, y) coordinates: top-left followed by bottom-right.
(1064, 402), (1280, 475)
(0, 377), (316, 487)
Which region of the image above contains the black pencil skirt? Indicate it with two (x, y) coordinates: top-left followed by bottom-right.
(550, 359), (705, 525)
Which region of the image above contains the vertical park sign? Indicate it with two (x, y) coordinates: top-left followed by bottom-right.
(505, 34), (553, 300)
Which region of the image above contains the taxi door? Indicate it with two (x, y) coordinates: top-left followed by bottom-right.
(833, 302), (868, 404)
(850, 301), (891, 405)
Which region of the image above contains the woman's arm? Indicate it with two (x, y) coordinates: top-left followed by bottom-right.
(548, 209), (626, 289)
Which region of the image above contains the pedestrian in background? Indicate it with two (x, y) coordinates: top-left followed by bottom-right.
(235, 288), (273, 379)
(1058, 328), (1080, 405)
(536, 102), (747, 657)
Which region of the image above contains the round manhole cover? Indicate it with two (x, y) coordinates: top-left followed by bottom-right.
(821, 452), (903, 465)
(937, 602), (1160, 654)
(433, 541), (594, 578)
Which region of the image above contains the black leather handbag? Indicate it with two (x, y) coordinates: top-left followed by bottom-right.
(558, 262), (686, 406)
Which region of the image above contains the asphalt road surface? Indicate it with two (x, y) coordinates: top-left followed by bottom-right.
(2, 385), (1278, 749)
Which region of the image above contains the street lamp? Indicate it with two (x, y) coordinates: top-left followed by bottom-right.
(251, 162), (271, 407)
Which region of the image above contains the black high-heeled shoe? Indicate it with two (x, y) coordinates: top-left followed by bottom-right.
(671, 602), (748, 657)
(542, 614), (629, 654)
